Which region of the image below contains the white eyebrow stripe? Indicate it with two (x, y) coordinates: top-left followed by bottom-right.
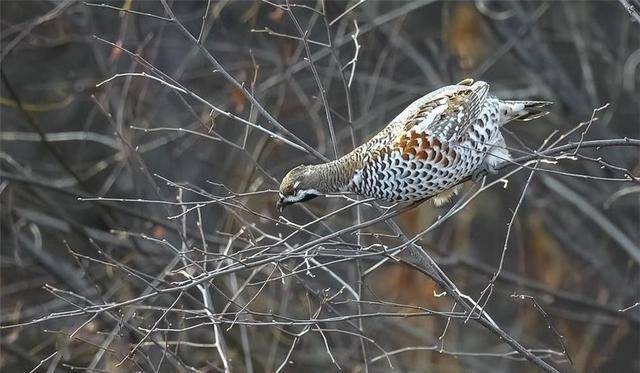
(293, 181), (301, 188)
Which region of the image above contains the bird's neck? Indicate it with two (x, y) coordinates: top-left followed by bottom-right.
(308, 149), (364, 193)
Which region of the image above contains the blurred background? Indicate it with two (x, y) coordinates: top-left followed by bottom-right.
(1, 1), (639, 372)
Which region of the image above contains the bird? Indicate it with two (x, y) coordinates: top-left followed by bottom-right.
(277, 79), (551, 211)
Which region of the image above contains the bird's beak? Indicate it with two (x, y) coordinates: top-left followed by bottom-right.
(276, 197), (289, 213)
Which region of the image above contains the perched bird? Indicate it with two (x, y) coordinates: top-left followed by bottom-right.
(277, 79), (550, 211)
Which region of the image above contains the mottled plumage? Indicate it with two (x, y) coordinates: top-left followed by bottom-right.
(277, 79), (550, 210)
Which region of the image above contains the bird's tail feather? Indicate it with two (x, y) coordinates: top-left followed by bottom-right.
(505, 100), (553, 121)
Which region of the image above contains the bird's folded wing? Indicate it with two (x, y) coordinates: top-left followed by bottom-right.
(360, 83), (488, 166)
(383, 84), (488, 165)
(400, 84), (488, 142)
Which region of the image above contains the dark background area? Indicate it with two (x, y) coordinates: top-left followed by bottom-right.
(1, 1), (639, 372)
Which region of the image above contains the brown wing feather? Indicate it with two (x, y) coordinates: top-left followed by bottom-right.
(393, 130), (460, 168)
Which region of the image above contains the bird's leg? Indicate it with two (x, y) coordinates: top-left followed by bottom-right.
(472, 161), (499, 182)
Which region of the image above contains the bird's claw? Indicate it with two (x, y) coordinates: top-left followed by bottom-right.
(472, 163), (498, 182)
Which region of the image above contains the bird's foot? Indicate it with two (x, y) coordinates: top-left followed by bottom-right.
(472, 162), (498, 182)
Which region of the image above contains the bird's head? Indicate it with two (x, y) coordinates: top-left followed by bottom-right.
(276, 165), (323, 212)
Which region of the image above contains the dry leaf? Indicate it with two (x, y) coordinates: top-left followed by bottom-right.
(151, 225), (165, 239)
(447, 4), (486, 70)
(269, 8), (285, 23)
(230, 86), (246, 113)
